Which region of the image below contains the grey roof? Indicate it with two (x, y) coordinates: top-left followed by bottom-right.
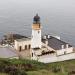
(15, 37), (31, 42)
(4, 34), (27, 40)
(42, 36), (72, 50)
(0, 47), (18, 58)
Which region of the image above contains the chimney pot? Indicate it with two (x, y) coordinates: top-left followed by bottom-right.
(43, 35), (46, 39)
(48, 35), (50, 38)
(61, 45), (64, 49)
(66, 44), (69, 48)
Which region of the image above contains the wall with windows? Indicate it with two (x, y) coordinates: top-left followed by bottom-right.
(14, 40), (31, 51)
(56, 47), (73, 56)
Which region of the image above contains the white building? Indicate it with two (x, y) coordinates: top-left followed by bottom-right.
(14, 14), (74, 62)
(42, 35), (73, 56)
(14, 14), (42, 51)
(14, 38), (31, 51)
(31, 14), (42, 48)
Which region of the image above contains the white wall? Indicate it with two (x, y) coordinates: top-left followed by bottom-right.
(66, 47), (73, 53)
(56, 49), (65, 55)
(31, 29), (41, 48)
(14, 40), (19, 50)
(37, 53), (75, 63)
(31, 49), (38, 60)
(14, 40), (31, 50)
(56, 47), (73, 55)
(31, 47), (74, 63)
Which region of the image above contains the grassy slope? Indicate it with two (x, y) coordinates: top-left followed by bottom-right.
(0, 59), (75, 75)
(27, 60), (75, 75)
(0, 73), (8, 75)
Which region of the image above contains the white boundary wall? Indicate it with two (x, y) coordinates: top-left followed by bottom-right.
(38, 52), (75, 63)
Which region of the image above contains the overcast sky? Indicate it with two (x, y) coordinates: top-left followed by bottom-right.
(0, 0), (75, 45)
(0, 0), (75, 12)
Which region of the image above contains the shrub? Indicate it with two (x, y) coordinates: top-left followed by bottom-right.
(52, 65), (61, 73)
(17, 70), (27, 75)
(68, 70), (75, 75)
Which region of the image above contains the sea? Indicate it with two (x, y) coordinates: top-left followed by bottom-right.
(0, 0), (75, 46)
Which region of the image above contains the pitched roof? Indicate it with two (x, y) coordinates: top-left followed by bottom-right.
(42, 36), (72, 50)
(15, 38), (31, 42)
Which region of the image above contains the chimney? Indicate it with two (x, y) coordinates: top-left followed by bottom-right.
(48, 35), (50, 38)
(43, 35), (46, 39)
(61, 45), (64, 49)
(66, 44), (69, 48)
(54, 36), (60, 40)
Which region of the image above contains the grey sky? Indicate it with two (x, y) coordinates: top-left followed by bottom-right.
(0, 0), (75, 16)
(0, 0), (75, 9)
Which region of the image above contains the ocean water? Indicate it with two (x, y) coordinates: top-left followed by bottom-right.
(0, 0), (75, 46)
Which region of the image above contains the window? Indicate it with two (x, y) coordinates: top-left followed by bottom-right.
(19, 46), (22, 52)
(32, 53), (33, 57)
(38, 31), (40, 34)
(29, 44), (31, 49)
(25, 45), (27, 50)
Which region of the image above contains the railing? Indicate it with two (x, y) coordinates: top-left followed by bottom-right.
(37, 50), (55, 57)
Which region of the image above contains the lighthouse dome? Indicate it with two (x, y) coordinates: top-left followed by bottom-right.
(33, 14), (40, 24)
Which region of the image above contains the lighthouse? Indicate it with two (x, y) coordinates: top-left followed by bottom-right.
(31, 14), (42, 49)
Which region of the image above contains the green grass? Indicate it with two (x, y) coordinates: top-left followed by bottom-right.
(0, 73), (8, 75)
(0, 59), (75, 75)
(27, 70), (51, 75)
(26, 60), (75, 75)
(27, 70), (67, 75)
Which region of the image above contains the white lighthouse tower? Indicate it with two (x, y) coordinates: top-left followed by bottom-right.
(31, 14), (42, 48)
